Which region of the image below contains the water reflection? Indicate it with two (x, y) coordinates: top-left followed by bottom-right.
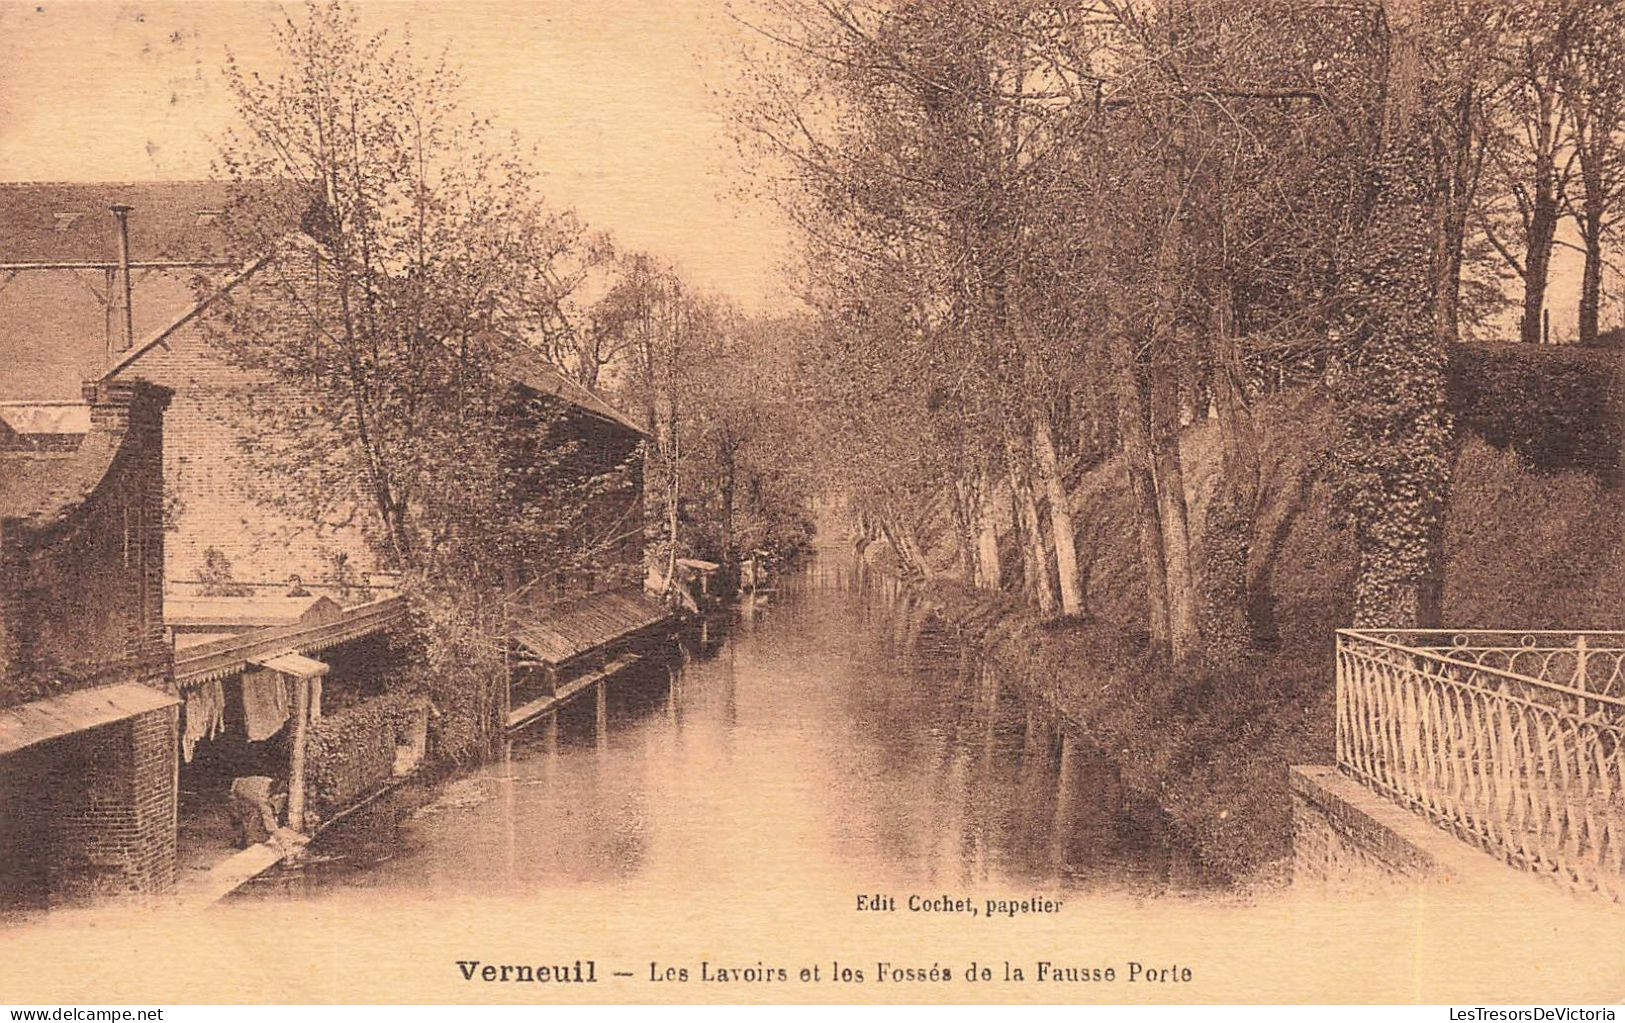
(241, 558), (1200, 902)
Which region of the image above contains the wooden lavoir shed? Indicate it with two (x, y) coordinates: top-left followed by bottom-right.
(506, 587), (675, 733)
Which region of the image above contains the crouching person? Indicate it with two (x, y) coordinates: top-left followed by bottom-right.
(226, 775), (309, 852)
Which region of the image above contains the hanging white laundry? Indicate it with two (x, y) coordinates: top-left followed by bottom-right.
(240, 668), (290, 742)
(181, 678), (225, 763)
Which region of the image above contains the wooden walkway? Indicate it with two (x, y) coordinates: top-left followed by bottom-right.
(506, 653), (644, 731)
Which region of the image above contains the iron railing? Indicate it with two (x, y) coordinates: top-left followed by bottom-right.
(1336, 629), (1625, 899)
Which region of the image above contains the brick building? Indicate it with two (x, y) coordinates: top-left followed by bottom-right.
(0, 183), (402, 888)
(0, 380), (178, 906)
(0, 183), (243, 403)
(1, 182), (659, 881)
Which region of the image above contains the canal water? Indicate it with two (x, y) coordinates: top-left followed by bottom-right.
(239, 562), (1200, 903)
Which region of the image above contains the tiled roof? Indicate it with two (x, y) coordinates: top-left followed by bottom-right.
(0, 181), (646, 435)
(0, 181), (309, 402)
(502, 346), (648, 436)
(0, 180), (308, 264)
(0, 428), (117, 523)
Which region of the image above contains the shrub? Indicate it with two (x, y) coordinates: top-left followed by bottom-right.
(305, 688), (428, 820)
(1581, 326), (1625, 350)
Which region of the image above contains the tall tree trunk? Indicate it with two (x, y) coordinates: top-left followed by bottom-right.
(975, 481), (1001, 590)
(1580, 220), (1604, 345)
(1007, 446), (1057, 616)
(1108, 331), (1170, 649)
(1204, 283), (1260, 665)
(883, 509), (933, 581)
(950, 475), (980, 584)
(1436, 84), (1481, 347)
(1336, 0), (1452, 629)
(664, 430), (679, 596)
(1032, 415), (1084, 617)
(1438, 232), (1465, 346)
(1149, 361), (1202, 669)
(1520, 191), (1560, 344)
(720, 440), (736, 565)
(1136, 155), (1197, 664)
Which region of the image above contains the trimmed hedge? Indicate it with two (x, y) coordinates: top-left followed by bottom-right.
(305, 688), (428, 821)
(1448, 341), (1625, 475)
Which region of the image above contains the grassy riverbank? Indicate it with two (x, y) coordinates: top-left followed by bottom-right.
(906, 383), (1625, 884)
(914, 581), (1330, 884)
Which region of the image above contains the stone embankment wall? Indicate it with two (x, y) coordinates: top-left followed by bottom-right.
(1289, 765), (1554, 897)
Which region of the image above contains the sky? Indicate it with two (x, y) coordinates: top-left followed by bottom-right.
(0, 0), (796, 310)
(0, 1), (1613, 336)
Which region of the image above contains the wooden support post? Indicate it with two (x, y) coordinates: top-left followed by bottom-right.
(595, 680), (608, 752)
(287, 676), (311, 833)
(542, 711), (559, 757)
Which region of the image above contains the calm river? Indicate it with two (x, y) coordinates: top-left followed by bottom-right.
(240, 561), (1200, 903)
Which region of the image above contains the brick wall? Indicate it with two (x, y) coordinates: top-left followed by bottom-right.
(0, 381), (179, 905)
(0, 707), (178, 904)
(115, 258), (380, 593)
(42, 707), (177, 901)
(0, 380), (171, 705)
(52, 707), (178, 900)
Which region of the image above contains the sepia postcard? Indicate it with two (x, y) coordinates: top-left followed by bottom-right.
(0, 0), (1622, 1008)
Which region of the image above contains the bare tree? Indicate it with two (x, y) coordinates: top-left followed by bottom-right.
(1478, 0), (1575, 344)
(1558, 0), (1625, 344)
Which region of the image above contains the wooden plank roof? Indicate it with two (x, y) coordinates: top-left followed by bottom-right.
(173, 595), (407, 686)
(514, 588), (673, 668)
(0, 683), (178, 758)
(252, 652), (330, 679)
(500, 346), (648, 437)
(166, 594), (343, 629)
